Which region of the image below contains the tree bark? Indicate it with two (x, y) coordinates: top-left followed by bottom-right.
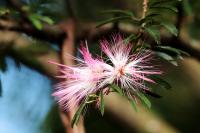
(59, 19), (85, 133)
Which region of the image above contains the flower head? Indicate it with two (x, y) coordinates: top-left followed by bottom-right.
(50, 45), (108, 110)
(50, 35), (162, 111)
(100, 35), (162, 95)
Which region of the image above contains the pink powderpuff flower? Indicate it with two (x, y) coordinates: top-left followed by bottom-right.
(50, 44), (111, 110)
(50, 35), (162, 111)
(99, 35), (162, 96)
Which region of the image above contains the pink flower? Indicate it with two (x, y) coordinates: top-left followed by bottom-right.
(50, 44), (109, 110)
(100, 35), (162, 95)
(50, 35), (162, 111)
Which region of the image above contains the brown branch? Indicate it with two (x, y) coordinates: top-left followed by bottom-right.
(0, 31), (60, 77)
(55, 0), (86, 126)
(135, 0), (149, 46)
(0, 19), (66, 43)
(142, 0), (148, 19)
(59, 19), (86, 133)
(56, 0), (85, 132)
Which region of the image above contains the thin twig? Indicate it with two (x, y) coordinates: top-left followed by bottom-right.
(142, 0), (148, 19)
(135, 0), (149, 46)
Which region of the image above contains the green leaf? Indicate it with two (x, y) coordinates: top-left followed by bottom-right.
(149, 0), (175, 7)
(96, 16), (131, 28)
(29, 13), (54, 27)
(136, 92), (151, 108)
(156, 46), (189, 56)
(143, 13), (160, 22)
(101, 9), (134, 17)
(71, 97), (88, 127)
(150, 76), (172, 90)
(128, 98), (138, 111)
(140, 14), (160, 25)
(176, 49), (189, 56)
(156, 46), (180, 55)
(109, 84), (123, 96)
(29, 14), (43, 30)
(0, 7), (10, 16)
(161, 22), (178, 36)
(177, 55), (184, 60)
(100, 91), (105, 116)
(21, 5), (30, 12)
(145, 26), (160, 44)
(145, 20), (161, 28)
(156, 52), (178, 66)
(40, 16), (54, 25)
(150, 5), (178, 13)
(124, 34), (137, 43)
(145, 13), (160, 18)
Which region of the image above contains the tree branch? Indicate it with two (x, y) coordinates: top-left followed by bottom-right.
(59, 19), (85, 133)
(0, 31), (60, 77)
(142, 0), (148, 19)
(55, 0), (85, 132)
(0, 19), (66, 44)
